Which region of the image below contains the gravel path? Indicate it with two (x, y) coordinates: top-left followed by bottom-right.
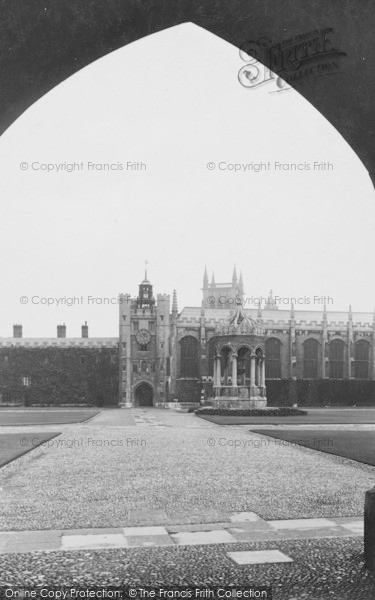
(0, 409), (374, 531)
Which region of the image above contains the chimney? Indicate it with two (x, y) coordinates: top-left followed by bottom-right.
(81, 321), (89, 338)
(57, 324), (66, 338)
(13, 324), (22, 338)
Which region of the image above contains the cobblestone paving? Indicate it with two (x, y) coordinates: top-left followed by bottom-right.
(1, 538), (374, 599)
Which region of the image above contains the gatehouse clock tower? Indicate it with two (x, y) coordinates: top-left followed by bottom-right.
(118, 266), (172, 408)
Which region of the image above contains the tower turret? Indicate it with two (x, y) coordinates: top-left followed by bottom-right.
(290, 302), (295, 321)
(348, 305), (353, 378)
(172, 289), (178, 314)
(347, 305), (353, 340)
(203, 266), (209, 290)
(289, 303), (296, 377)
(232, 265), (238, 286)
(323, 300), (327, 322)
(321, 300), (328, 378)
(238, 271), (244, 294)
(200, 301), (206, 326)
(137, 262), (155, 309)
(265, 290), (278, 311)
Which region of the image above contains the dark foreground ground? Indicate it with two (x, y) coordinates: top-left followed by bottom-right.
(198, 407), (375, 425)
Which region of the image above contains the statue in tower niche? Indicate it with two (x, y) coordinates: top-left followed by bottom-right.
(228, 295), (246, 326)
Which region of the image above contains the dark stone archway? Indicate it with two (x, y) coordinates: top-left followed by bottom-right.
(0, 2), (374, 185)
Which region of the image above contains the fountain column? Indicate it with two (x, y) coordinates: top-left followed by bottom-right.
(232, 353), (238, 386)
(250, 355), (256, 387)
(216, 355), (221, 386)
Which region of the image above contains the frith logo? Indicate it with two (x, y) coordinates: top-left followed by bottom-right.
(238, 28), (346, 92)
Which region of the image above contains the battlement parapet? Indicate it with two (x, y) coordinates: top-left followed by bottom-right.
(0, 337), (119, 349)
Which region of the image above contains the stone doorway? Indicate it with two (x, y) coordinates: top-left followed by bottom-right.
(134, 382), (154, 407)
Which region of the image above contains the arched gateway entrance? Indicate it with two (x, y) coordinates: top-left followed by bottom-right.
(134, 382), (154, 407)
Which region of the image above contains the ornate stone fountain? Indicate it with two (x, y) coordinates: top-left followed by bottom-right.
(211, 296), (267, 409)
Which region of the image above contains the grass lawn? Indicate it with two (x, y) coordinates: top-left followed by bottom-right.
(0, 409), (99, 426)
(0, 432), (61, 468)
(197, 407), (375, 425)
(255, 429), (375, 466)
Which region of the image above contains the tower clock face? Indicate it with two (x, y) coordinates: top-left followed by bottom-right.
(136, 329), (151, 345)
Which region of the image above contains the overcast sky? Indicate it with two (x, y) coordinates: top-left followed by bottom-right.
(0, 23), (374, 338)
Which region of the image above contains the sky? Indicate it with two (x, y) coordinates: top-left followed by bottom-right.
(0, 23), (374, 338)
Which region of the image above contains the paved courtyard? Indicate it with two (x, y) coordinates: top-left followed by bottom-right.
(1, 408), (375, 596)
(1, 409), (375, 530)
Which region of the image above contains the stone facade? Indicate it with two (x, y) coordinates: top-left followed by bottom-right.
(117, 268), (375, 406)
(1, 268), (375, 407)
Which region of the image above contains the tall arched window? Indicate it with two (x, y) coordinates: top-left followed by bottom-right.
(354, 339), (370, 379)
(265, 338), (281, 379)
(180, 336), (199, 378)
(329, 339), (344, 379)
(304, 338), (319, 378)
